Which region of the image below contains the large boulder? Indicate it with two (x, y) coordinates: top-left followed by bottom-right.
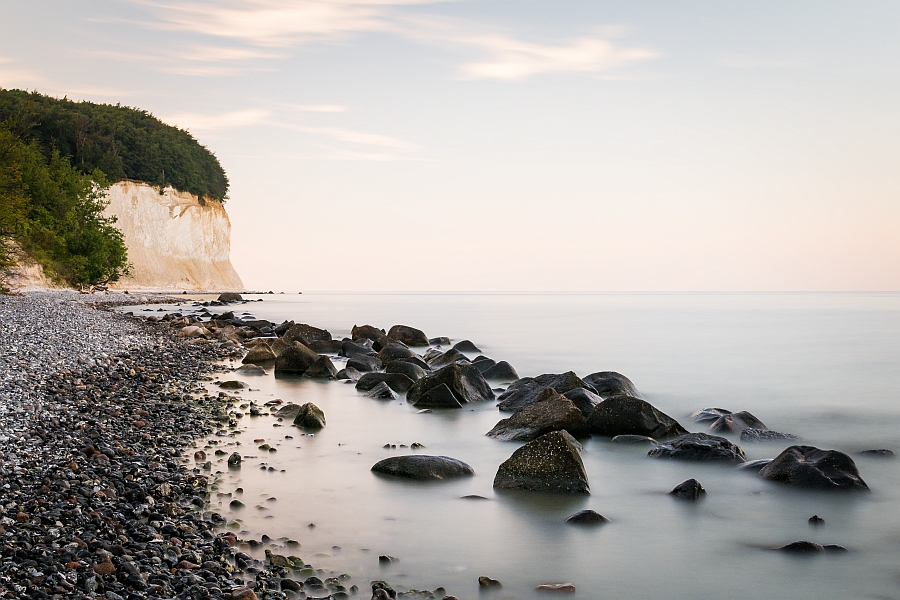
(582, 371), (639, 398)
(307, 339), (343, 353)
(452, 340), (481, 353)
(352, 324), (386, 343)
(269, 337), (292, 357)
(355, 372), (415, 394)
(388, 325), (429, 347)
(273, 320), (294, 336)
(563, 388), (603, 418)
(340, 339), (375, 358)
(497, 372), (596, 413)
(427, 348), (471, 369)
(242, 344), (276, 364)
(758, 446), (869, 491)
(365, 381), (395, 399)
(274, 343), (320, 375)
(275, 403), (302, 419)
(408, 383), (463, 409)
(482, 361), (519, 382)
(648, 433), (746, 464)
(293, 403), (326, 429)
(472, 357), (496, 373)
(284, 323), (332, 345)
(493, 430), (590, 494)
(487, 388), (587, 441)
(586, 396), (687, 439)
(217, 292), (243, 302)
(304, 356), (337, 379)
(347, 355), (383, 372)
(376, 342), (416, 364)
(709, 411), (766, 434)
(407, 363), (494, 407)
(335, 366), (362, 381)
(371, 456), (474, 480)
(385, 360), (427, 381)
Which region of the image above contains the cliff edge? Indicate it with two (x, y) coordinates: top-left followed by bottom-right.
(103, 181), (244, 291)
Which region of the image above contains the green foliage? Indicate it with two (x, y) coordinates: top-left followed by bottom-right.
(0, 120), (129, 287)
(0, 88), (228, 201)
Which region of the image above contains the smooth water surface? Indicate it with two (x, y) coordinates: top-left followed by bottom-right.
(129, 293), (900, 599)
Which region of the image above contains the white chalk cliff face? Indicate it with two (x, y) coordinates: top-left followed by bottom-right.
(103, 181), (244, 290)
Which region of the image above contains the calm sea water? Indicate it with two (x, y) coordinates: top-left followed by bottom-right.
(131, 293), (900, 599)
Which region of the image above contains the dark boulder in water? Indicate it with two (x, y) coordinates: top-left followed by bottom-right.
(376, 342), (416, 364)
(408, 363), (494, 406)
(429, 336), (451, 346)
(218, 292), (243, 302)
(482, 361), (519, 382)
(293, 402), (326, 429)
(777, 541), (824, 554)
(472, 357), (496, 373)
(335, 366), (362, 381)
(493, 430), (590, 494)
(857, 449), (895, 458)
(497, 372), (596, 413)
(563, 388), (603, 418)
(709, 411), (767, 434)
(670, 478), (706, 500)
(352, 324), (386, 343)
(486, 388), (587, 441)
(284, 323), (332, 345)
(274, 342), (320, 375)
(347, 354), (383, 372)
(355, 372), (415, 394)
(427, 348), (471, 369)
(758, 446), (869, 491)
(242, 344), (276, 364)
(307, 339), (343, 353)
(274, 319), (294, 336)
(218, 380), (245, 389)
(648, 433), (746, 464)
(582, 371), (639, 398)
(365, 381), (395, 400)
(689, 407), (732, 423)
(371, 455), (474, 480)
(235, 364), (266, 376)
(453, 340), (481, 353)
(275, 403), (303, 419)
(304, 355), (337, 379)
(586, 395), (688, 439)
(340, 339), (375, 358)
(385, 360), (427, 382)
(741, 429), (801, 442)
(565, 510), (609, 525)
(398, 355), (431, 371)
(388, 324), (430, 347)
(407, 383), (463, 409)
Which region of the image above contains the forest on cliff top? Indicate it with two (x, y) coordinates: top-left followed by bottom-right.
(0, 89), (229, 289)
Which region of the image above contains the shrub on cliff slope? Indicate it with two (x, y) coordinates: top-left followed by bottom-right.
(0, 88), (228, 202)
(0, 122), (129, 289)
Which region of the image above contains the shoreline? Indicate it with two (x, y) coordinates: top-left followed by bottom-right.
(0, 292), (358, 600)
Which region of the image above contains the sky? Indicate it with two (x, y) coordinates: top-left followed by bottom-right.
(1, 0), (898, 291)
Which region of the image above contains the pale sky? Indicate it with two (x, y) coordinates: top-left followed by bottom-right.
(2, 1), (898, 291)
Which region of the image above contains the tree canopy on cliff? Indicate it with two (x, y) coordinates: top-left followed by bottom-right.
(0, 89), (228, 202)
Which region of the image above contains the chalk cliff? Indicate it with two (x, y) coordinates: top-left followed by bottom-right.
(103, 181), (244, 291)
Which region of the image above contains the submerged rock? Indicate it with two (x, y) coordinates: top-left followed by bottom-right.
(486, 388), (587, 441)
(741, 429), (801, 442)
(388, 324), (430, 347)
(758, 446), (869, 491)
(858, 449), (895, 458)
(371, 455), (475, 480)
(235, 364), (267, 376)
(582, 371), (639, 398)
(709, 410), (767, 434)
(218, 380), (246, 389)
(648, 433), (746, 464)
(586, 395), (688, 439)
(407, 363), (494, 406)
(689, 407), (732, 423)
(497, 372), (596, 413)
(493, 430), (590, 494)
(670, 478), (706, 500)
(565, 510), (609, 525)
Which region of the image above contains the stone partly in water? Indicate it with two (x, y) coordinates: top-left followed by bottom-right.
(352, 324), (387, 342)
(689, 407), (732, 423)
(347, 354), (383, 372)
(235, 364), (266, 376)
(565, 509), (609, 525)
(858, 449), (895, 458)
(736, 458), (773, 472)
(586, 395), (688, 440)
(386, 360), (427, 382)
(292, 402), (326, 429)
(497, 371), (596, 413)
(758, 446), (869, 491)
(611, 434), (657, 445)
(478, 576), (502, 589)
(775, 541), (847, 554)
(218, 380), (246, 389)
(582, 371), (639, 398)
(408, 383), (462, 409)
(377, 342), (416, 364)
(535, 583), (577, 593)
(274, 342), (320, 375)
(453, 340), (482, 353)
(427, 348), (471, 369)
(482, 360), (519, 382)
(562, 388), (603, 418)
(741, 429), (801, 442)
(364, 381), (396, 400)
(388, 324), (430, 346)
(648, 432), (747, 464)
(407, 363), (494, 407)
(275, 403), (303, 419)
(493, 430), (590, 494)
(709, 410), (767, 434)
(335, 366), (363, 381)
(228, 452), (242, 467)
(670, 478), (706, 500)
(304, 355), (338, 379)
(486, 388), (587, 441)
(371, 455), (475, 480)
(355, 372), (416, 394)
(218, 292), (243, 302)
(283, 323), (332, 344)
(242, 344), (276, 364)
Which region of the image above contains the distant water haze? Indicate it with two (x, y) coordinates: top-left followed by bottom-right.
(131, 292), (900, 599)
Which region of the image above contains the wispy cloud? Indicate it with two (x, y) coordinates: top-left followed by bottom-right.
(0, 57), (49, 89)
(162, 109), (272, 131)
(280, 124), (418, 150)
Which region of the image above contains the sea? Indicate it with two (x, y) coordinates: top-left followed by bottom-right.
(125, 292), (900, 599)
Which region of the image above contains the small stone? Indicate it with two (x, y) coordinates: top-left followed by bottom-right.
(565, 509), (609, 525)
(669, 478), (706, 500)
(536, 583), (577, 593)
(478, 576), (502, 589)
(809, 515), (824, 525)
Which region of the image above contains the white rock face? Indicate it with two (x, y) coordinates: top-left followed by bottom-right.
(102, 181), (244, 290)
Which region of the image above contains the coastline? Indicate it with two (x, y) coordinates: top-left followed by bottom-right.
(0, 292), (309, 600)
